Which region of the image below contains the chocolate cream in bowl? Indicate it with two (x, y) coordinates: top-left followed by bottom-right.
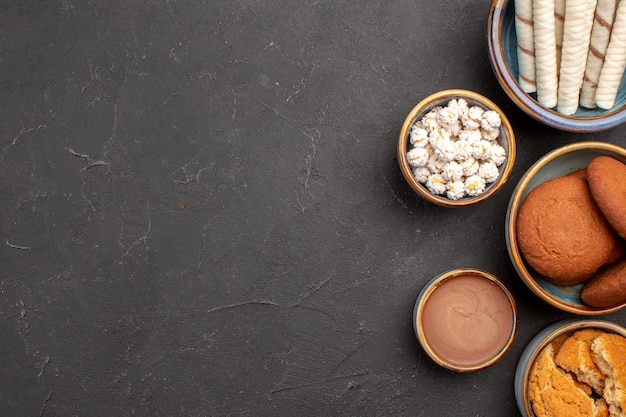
(421, 274), (514, 366)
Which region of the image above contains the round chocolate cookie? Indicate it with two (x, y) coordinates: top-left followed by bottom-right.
(587, 156), (626, 240)
(516, 176), (615, 286)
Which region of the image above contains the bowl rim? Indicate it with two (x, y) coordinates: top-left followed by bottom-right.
(515, 319), (626, 417)
(397, 89), (516, 207)
(506, 141), (626, 315)
(487, 0), (626, 132)
(413, 267), (518, 372)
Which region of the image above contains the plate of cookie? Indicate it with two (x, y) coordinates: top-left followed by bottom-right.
(506, 142), (626, 314)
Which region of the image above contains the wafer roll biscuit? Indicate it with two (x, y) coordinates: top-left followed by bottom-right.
(557, 0), (597, 115)
(555, 0), (566, 69)
(580, 0), (618, 108)
(533, 0), (559, 108)
(596, 0), (626, 109)
(515, 0), (537, 92)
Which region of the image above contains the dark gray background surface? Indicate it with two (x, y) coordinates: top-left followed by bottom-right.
(1, 1), (625, 416)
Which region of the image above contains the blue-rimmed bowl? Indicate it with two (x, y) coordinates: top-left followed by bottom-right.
(515, 319), (626, 416)
(488, 0), (626, 132)
(506, 142), (626, 314)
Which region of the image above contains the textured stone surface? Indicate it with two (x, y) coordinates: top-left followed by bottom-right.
(2, 1), (625, 416)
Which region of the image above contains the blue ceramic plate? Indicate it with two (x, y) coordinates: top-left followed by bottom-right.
(488, 0), (626, 131)
(506, 142), (626, 314)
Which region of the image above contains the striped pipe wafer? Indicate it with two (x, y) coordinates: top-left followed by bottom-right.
(515, 0), (537, 92)
(580, 0), (618, 108)
(555, 0), (566, 70)
(533, 0), (559, 108)
(596, 0), (626, 109)
(556, 0), (597, 115)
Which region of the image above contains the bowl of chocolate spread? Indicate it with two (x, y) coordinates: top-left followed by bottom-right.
(413, 268), (518, 372)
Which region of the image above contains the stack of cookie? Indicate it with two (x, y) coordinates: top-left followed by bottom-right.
(528, 329), (626, 417)
(516, 156), (626, 307)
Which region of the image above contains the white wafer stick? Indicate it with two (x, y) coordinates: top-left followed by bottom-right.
(557, 0), (597, 115)
(533, 0), (559, 108)
(595, 0), (626, 110)
(555, 0), (566, 69)
(580, 0), (618, 108)
(515, 0), (537, 92)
